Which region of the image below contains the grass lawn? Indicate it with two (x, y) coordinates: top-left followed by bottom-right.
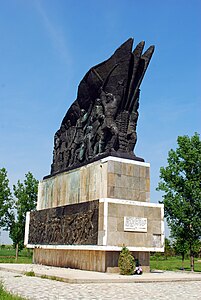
(1, 245), (201, 272)
(0, 246), (32, 264)
(150, 255), (201, 272)
(0, 284), (26, 300)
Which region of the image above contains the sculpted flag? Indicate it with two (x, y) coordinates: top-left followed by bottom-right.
(51, 38), (154, 175)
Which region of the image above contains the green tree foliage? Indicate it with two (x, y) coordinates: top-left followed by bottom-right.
(0, 168), (13, 228)
(118, 246), (135, 275)
(164, 238), (174, 258)
(10, 172), (38, 254)
(172, 235), (189, 269)
(157, 133), (201, 271)
(0, 170), (38, 258)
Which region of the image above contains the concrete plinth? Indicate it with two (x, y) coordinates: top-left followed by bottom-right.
(33, 248), (150, 273)
(25, 157), (164, 272)
(37, 156), (150, 210)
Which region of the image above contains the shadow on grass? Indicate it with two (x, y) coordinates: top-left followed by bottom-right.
(150, 256), (201, 272)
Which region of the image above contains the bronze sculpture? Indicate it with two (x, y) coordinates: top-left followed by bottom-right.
(50, 38), (154, 175)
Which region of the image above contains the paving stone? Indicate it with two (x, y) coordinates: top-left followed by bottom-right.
(1, 270), (201, 300)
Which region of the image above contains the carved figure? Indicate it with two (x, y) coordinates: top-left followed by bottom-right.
(28, 201), (99, 245)
(50, 38), (154, 175)
(98, 89), (120, 151)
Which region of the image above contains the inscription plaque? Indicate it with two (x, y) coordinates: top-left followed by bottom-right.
(152, 234), (161, 247)
(124, 216), (147, 232)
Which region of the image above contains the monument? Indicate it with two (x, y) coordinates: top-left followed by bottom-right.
(25, 38), (164, 272)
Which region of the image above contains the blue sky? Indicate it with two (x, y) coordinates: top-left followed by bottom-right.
(0, 0), (200, 243)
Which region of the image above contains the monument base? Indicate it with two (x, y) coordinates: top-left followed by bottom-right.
(25, 157), (164, 273)
(33, 247), (150, 273)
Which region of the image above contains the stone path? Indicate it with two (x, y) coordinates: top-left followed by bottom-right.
(0, 270), (201, 300)
(0, 264), (201, 299)
(1, 263), (201, 283)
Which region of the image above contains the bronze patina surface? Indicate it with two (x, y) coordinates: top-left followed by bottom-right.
(51, 38), (154, 176)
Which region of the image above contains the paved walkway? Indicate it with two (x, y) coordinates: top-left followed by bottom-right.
(0, 264), (201, 299)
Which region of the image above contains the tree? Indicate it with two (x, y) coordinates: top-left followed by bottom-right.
(0, 168), (13, 228)
(172, 231), (189, 270)
(164, 238), (174, 259)
(118, 246), (135, 275)
(157, 133), (201, 271)
(10, 172), (38, 258)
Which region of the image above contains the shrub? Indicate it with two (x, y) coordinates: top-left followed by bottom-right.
(118, 246), (135, 275)
(24, 271), (35, 277)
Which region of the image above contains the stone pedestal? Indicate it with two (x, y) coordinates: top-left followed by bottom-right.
(25, 156), (164, 272)
(32, 248), (150, 273)
(37, 156), (150, 210)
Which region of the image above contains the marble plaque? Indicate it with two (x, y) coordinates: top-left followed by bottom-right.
(152, 234), (161, 247)
(124, 216), (147, 232)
